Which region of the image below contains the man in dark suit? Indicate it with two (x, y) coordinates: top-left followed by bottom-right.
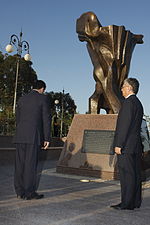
(14, 80), (51, 200)
(111, 78), (143, 210)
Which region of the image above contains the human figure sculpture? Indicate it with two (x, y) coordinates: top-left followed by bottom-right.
(76, 12), (143, 114)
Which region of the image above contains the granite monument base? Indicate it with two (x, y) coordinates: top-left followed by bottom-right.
(56, 114), (118, 180)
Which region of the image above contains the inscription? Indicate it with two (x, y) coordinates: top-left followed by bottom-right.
(82, 130), (115, 154)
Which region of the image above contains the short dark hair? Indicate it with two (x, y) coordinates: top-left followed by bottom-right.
(124, 78), (139, 94)
(33, 80), (46, 90)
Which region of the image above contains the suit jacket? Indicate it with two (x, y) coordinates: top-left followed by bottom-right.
(113, 94), (143, 154)
(14, 90), (51, 145)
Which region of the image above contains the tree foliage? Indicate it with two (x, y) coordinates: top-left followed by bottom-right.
(0, 51), (37, 134)
(46, 91), (77, 137)
(0, 51), (37, 116)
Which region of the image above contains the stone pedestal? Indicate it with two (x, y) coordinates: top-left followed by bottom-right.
(56, 114), (118, 180)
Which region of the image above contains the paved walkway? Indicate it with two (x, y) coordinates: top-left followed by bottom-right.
(0, 159), (150, 225)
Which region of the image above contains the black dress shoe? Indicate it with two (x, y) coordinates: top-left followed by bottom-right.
(121, 207), (134, 210)
(24, 192), (44, 200)
(134, 205), (140, 209)
(110, 203), (122, 209)
(17, 194), (25, 199)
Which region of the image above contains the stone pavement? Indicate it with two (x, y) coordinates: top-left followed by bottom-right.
(0, 159), (150, 225)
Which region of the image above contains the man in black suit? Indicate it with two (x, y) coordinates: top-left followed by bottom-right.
(14, 80), (51, 200)
(111, 78), (143, 210)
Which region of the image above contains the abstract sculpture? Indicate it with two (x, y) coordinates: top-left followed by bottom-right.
(76, 12), (143, 114)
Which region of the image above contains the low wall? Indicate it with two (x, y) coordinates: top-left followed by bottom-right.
(0, 136), (64, 165)
(0, 136), (64, 148)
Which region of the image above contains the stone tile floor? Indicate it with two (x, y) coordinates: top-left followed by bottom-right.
(0, 160), (150, 225)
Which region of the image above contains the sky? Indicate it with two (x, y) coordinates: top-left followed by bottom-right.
(0, 0), (150, 115)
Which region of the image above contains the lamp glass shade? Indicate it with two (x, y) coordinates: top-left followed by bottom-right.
(24, 53), (31, 61)
(55, 100), (59, 104)
(6, 44), (14, 53)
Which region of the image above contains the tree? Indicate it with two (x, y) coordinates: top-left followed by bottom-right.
(0, 52), (37, 112)
(46, 91), (77, 137)
(0, 51), (37, 134)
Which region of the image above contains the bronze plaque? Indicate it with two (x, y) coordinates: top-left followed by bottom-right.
(82, 130), (115, 154)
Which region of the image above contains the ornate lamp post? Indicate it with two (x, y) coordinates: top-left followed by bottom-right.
(5, 31), (31, 114)
(54, 99), (59, 116)
(54, 89), (65, 138)
(60, 89), (64, 138)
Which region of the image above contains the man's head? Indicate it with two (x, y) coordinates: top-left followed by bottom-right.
(121, 78), (139, 98)
(33, 80), (46, 93)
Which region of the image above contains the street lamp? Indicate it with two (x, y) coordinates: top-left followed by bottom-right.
(60, 89), (64, 138)
(54, 99), (60, 119)
(6, 31), (31, 114)
(54, 89), (65, 138)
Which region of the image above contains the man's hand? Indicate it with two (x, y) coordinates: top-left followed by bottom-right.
(115, 147), (122, 155)
(42, 141), (49, 150)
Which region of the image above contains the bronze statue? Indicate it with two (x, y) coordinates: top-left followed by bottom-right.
(76, 12), (143, 114)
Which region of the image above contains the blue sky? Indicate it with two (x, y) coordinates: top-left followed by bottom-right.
(0, 0), (150, 115)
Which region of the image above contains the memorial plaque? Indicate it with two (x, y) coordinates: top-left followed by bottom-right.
(82, 130), (115, 154)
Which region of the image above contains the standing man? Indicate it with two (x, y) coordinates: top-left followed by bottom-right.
(111, 78), (143, 210)
(14, 80), (51, 200)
